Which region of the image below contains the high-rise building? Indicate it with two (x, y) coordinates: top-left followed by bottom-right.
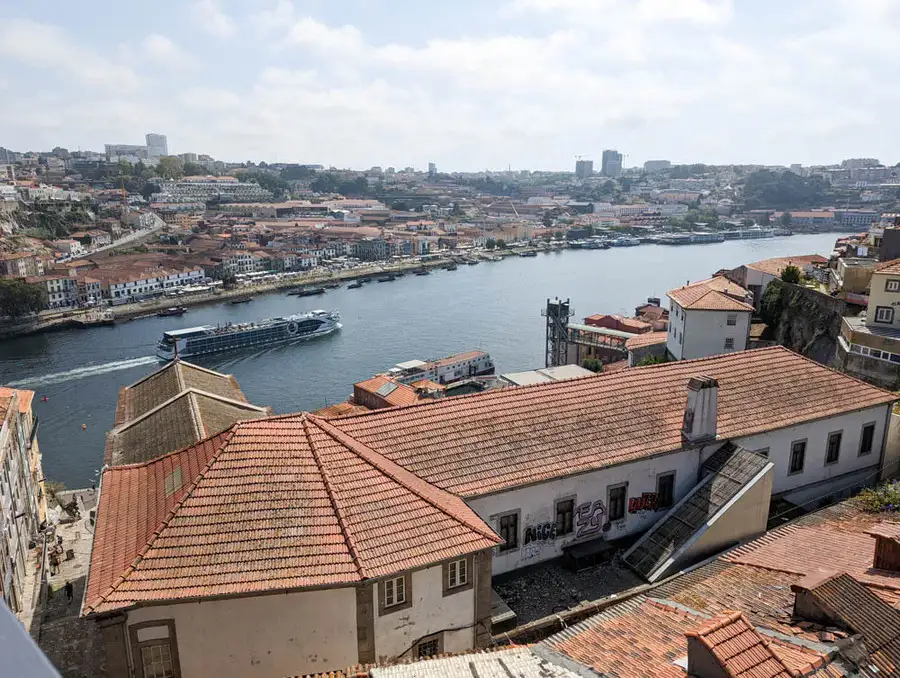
(179, 152), (199, 163)
(575, 159), (593, 179)
(601, 150), (623, 178)
(643, 160), (671, 173)
(428, 162), (437, 177)
(105, 144), (147, 162)
(146, 133), (168, 159)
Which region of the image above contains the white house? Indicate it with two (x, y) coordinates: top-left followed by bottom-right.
(85, 415), (499, 678)
(667, 277), (754, 360)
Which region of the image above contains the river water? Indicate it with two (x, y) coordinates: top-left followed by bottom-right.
(0, 234), (840, 488)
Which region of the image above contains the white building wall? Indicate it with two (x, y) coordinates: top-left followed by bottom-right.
(678, 309), (751, 360)
(730, 404), (890, 497)
(125, 587), (358, 678)
(469, 449), (701, 575)
(373, 564), (475, 661)
(667, 301), (687, 359)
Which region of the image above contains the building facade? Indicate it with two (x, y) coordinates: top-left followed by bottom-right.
(666, 278), (754, 360)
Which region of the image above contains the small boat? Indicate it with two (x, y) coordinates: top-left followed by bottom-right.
(288, 287), (326, 297)
(377, 274), (396, 283)
(414, 269), (431, 276)
(518, 251), (537, 258)
(230, 296), (253, 304)
(157, 307), (187, 317)
(359, 277), (373, 284)
(348, 281), (364, 289)
(444, 263), (458, 271)
(324, 282), (341, 289)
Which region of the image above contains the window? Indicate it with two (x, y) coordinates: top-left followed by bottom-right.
(416, 635), (442, 658)
(726, 314), (737, 326)
(447, 558), (467, 589)
(885, 279), (900, 293)
(383, 575), (406, 608)
(555, 498), (575, 536)
(498, 512), (519, 552)
(141, 642), (175, 678)
(656, 472), (675, 510)
(874, 306), (894, 324)
(825, 431), (842, 465)
(789, 440), (806, 475)
(608, 483), (627, 522)
(859, 422), (876, 456)
(724, 337), (735, 350)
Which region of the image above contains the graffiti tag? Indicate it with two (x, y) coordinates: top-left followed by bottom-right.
(628, 492), (659, 513)
(574, 499), (607, 538)
(524, 522), (557, 545)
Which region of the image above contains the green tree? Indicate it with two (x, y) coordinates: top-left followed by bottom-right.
(741, 218), (755, 228)
(582, 357), (605, 373)
(182, 162), (207, 176)
(780, 212), (792, 227)
(637, 355), (669, 367)
(0, 279), (47, 318)
(542, 212), (553, 228)
(496, 239), (507, 249)
(780, 264), (801, 284)
(554, 230), (564, 240)
(760, 212), (771, 226)
(485, 238), (496, 250)
(759, 281), (784, 326)
(156, 156), (184, 180)
(220, 271), (238, 289)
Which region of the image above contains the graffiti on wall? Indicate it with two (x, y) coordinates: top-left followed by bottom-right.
(524, 522), (557, 545)
(574, 499), (607, 538)
(628, 492), (659, 513)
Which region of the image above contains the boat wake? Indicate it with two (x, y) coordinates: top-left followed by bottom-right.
(7, 356), (159, 388)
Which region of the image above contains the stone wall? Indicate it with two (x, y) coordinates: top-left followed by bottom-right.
(760, 280), (848, 365)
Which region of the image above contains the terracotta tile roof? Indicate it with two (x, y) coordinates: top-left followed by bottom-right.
(0, 387), (34, 414)
(746, 255), (828, 277)
(428, 350), (488, 369)
(625, 331), (668, 350)
(105, 390), (270, 466)
(313, 402), (372, 419)
(354, 375), (422, 407)
(685, 611), (792, 677)
(84, 414), (500, 615)
(668, 284), (754, 312)
(724, 524), (900, 593)
(867, 521), (900, 543)
(328, 347), (895, 497)
(690, 275), (752, 299)
(873, 258), (900, 274)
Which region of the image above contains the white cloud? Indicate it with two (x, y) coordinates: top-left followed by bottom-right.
(0, 18), (139, 91)
(253, 0), (295, 36)
(191, 0), (236, 38)
(142, 34), (196, 70)
(285, 17), (364, 53)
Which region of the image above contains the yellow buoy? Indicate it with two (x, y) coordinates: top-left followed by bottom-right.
(81, 423), (87, 430)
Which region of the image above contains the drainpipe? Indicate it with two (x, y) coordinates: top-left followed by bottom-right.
(877, 402), (895, 483)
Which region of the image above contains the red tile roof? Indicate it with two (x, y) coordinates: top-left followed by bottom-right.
(0, 387), (34, 414)
(746, 255), (827, 277)
(685, 611), (792, 678)
(867, 522), (900, 543)
(668, 284), (754, 312)
(329, 347), (895, 497)
(354, 375), (422, 408)
(875, 259), (900, 276)
(84, 414), (500, 615)
(625, 331), (668, 350)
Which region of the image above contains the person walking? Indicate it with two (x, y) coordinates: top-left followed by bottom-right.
(64, 581), (74, 604)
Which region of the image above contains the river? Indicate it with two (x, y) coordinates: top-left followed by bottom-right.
(0, 234), (841, 488)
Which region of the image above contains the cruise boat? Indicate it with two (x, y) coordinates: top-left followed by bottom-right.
(156, 310), (341, 359)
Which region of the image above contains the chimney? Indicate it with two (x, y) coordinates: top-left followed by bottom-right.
(682, 376), (718, 445)
(790, 569), (842, 624)
(866, 523), (900, 572)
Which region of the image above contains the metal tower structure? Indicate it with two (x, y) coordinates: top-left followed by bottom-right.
(543, 298), (574, 368)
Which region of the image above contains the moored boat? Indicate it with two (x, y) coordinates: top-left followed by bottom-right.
(157, 306), (187, 317)
(230, 295), (253, 304)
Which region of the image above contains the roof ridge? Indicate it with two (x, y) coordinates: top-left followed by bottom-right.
(301, 417), (366, 580)
(124, 359), (179, 391)
(310, 415), (501, 545)
(186, 391), (206, 439)
(84, 428), (236, 615)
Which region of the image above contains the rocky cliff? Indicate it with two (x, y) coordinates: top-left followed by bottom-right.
(759, 279), (848, 365)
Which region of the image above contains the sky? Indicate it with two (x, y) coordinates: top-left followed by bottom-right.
(1, 0), (900, 171)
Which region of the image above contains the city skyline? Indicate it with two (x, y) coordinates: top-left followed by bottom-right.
(2, 1), (900, 170)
